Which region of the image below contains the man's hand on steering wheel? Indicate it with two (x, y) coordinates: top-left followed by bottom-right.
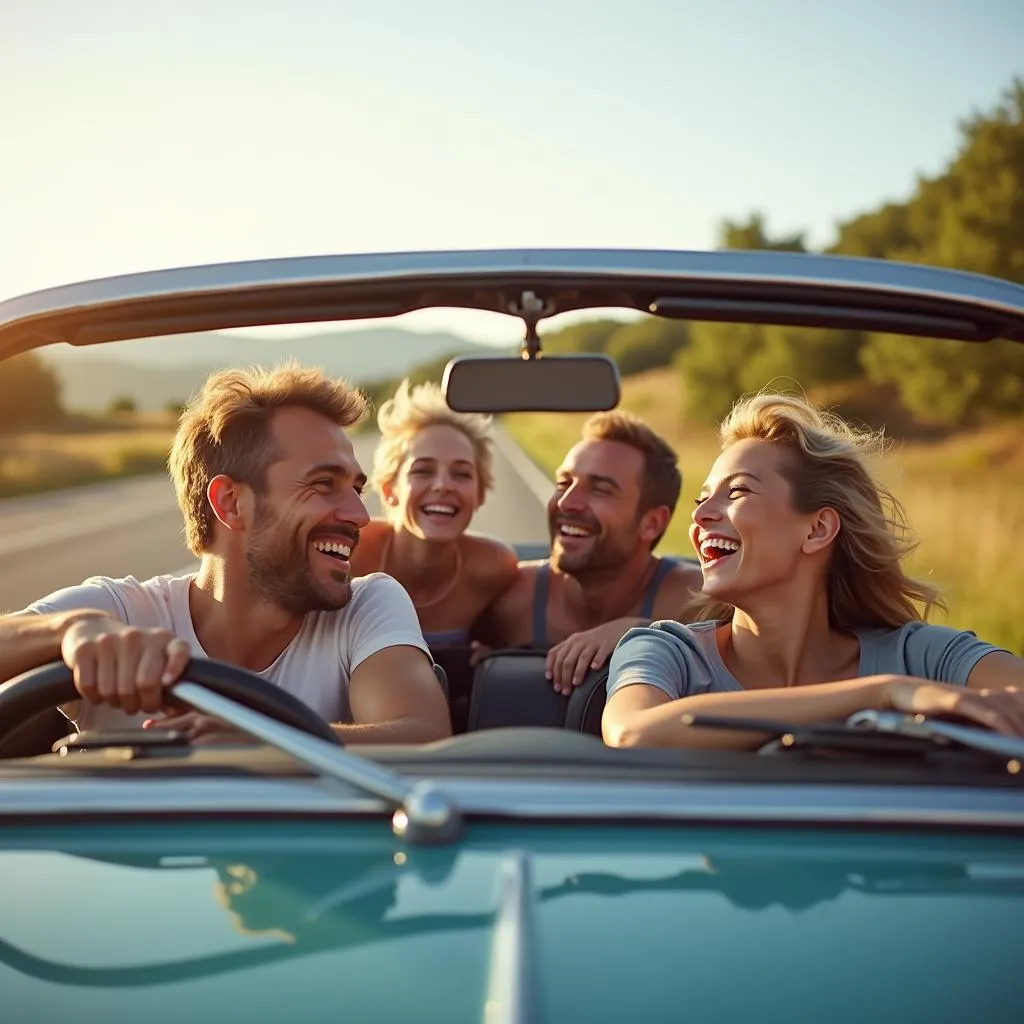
(59, 615), (192, 717)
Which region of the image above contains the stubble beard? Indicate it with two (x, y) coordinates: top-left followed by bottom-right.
(246, 500), (352, 616)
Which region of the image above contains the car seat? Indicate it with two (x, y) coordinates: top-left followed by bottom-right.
(467, 650), (568, 730)
(467, 649), (608, 737)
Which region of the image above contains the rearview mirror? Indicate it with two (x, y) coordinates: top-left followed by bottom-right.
(442, 355), (621, 413)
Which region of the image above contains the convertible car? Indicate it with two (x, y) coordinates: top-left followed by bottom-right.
(1, 249), (1023, 1023)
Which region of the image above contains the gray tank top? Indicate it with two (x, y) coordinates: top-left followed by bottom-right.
(530, 558), (678, 647)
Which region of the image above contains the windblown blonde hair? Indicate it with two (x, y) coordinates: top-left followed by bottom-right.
(370, 378), (495, 509)
(169, 362), (367, 556)
(698, 392), (943, 629)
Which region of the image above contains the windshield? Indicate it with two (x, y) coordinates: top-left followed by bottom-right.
(2, 300), (1020, 651)
(0, 299), (1020, 773)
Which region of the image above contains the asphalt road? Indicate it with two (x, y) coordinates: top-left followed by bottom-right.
(0, 426), (551, 612)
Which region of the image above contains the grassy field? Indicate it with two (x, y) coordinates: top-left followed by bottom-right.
(504, 369), (1024, 654)
(0, 419), (174, 499)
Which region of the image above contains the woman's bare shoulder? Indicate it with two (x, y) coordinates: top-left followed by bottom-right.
(350, 519), (390, 573)
(464, 533), (520, 580)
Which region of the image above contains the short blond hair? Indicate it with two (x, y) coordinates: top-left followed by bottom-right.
(169, 362), (367, 555)
(370, 378), (495, 505)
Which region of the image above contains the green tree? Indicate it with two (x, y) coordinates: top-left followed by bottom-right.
(739, 325), (865, 394)
(676, 215), (816, 419)
(358, 350), (467, 427)
(606, 318), (689, 376)
(676, 321), (766, 423)
(0, 353), (63, 430)
(928, 79), (1024, 281)
(860, 334), (1024, 425)
(827, 201), (918, 261)
(719, 212), (808, 253)
(705, 79), (1024, 426)
(539, 318), (625, 354)
(108, 395), (138, 416)
(846, 78), (1024, 423)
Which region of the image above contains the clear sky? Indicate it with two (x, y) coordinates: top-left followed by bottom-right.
(3, 0), (1022, 344)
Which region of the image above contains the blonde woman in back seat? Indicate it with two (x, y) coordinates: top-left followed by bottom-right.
(349, 379), (518, 650)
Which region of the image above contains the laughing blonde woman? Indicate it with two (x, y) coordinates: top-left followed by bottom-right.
(603, 392), (1024, 748)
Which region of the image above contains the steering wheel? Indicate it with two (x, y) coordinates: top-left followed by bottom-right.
(0, 658), (342, 748)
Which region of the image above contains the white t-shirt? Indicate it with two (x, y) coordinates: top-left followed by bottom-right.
(22, 571), (430, 732)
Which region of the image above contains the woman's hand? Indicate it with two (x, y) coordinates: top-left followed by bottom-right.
(884, 677), (1024, 736)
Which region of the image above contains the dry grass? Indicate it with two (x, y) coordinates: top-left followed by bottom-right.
(504, 369), (1024, 654)
(884, 426), (1024, 653)
(0, 426), (174, 498)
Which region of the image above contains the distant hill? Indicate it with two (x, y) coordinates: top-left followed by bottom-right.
(42, 326), (504, 411)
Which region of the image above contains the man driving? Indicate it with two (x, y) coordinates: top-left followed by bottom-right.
(0, 363), (452, 744)
(475, 410), (703, 693)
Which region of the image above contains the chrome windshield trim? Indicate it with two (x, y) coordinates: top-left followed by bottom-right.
(443, 779), (1024, 828)
(483, 852), (535, 1024)
(1, 776), (1023, 829)
(6, 249), (1024, 318)
(3, 248), (1024, 359)
(0, 776), (385, 815)
(847, 709), (1024, 760)
(172, 683), (462, 843)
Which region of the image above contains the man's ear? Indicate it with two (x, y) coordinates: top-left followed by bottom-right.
(638, 505), (671, 547)
(802, 507), (841, 555)
(207, 475), (249, 532)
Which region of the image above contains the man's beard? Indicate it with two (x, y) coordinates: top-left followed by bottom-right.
(246, 499), (353, 615)
(549, 514), (636, 577)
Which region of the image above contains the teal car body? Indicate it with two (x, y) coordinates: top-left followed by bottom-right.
(2, 250), (1024, 1023)
(3, 728), (1024, 1024)
(4, 818), (1024, 1023)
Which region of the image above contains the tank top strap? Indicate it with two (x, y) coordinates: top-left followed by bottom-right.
(531, 563), (552, 647)
(640, 557), (677, 620)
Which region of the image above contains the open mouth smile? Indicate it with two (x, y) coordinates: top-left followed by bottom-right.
(699, 536), (740, 568)
(312, 539), (353, 566)
(555, 520), (596, 541)
(420, 503), (459, 519)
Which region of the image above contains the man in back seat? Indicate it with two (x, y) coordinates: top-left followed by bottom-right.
(473, 411), (703, 694)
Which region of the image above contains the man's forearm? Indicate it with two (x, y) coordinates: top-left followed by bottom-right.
(331, 714), (451, 745)
(0, 610), (112, 681)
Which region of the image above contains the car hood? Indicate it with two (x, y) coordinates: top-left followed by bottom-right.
(3, 820), (1023, 1023)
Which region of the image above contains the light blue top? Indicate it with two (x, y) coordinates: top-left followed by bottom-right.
(607, 619), (1010, 702)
